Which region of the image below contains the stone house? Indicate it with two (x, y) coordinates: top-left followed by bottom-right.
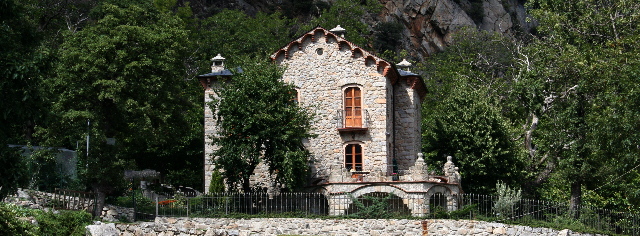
(198, 26), (462, 216)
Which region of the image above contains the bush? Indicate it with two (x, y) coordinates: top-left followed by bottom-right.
(0, 202), (92, 236)
(35, 210), (92, 236)
(493, 181), (522, 218)
(0, 203), (35, 236)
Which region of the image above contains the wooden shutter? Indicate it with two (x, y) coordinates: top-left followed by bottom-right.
(344, 87), (362, 127)
(345, 144), (363, 171)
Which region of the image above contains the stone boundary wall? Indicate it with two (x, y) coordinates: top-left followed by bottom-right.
(4, 189), (134, 222)
(100, 204), (134, 222)
(98, 217), (607, 236)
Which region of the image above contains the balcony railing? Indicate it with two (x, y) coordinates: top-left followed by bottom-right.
(336, 109), (369, 132)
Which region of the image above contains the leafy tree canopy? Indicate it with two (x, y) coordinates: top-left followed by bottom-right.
(212, 58), (315, 192)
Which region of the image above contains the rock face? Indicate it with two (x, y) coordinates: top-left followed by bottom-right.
(190, 0), (531, 59)
(378, 0), (532, 59)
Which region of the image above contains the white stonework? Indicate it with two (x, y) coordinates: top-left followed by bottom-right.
(199, 26), (462, 215)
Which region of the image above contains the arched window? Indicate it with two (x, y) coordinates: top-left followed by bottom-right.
(344, 87), (362, 127)
(345, 143), (363, 171)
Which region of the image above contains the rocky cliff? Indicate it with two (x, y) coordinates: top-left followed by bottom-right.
(196, 0), (531, 59)
(377, 0), (532, 59)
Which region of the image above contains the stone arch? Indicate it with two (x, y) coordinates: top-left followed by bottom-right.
(338, 41), (352, 52)
(349, 184), (410, 200)
(376, 61), (390, 75)
(313, 29), (325, 42)
(352, 48), (364, 58)
(426, 185), (458, 212)
(300, 34), (313, 47)
(335, 184), (426, 217)
(325, 33), (338, 44)
(286, 41), (301, 58)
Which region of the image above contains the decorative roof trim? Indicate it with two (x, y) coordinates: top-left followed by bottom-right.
(270, 26), (389, 70)
(269, 26), (427, 99)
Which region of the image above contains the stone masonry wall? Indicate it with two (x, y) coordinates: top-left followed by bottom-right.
(204, 79), (224, 193)
(393, 79), (422, 171)
(277, 31), (391, 180)
(102, 217), (606, 236)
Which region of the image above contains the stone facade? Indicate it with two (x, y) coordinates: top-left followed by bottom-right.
(93, 217), (606, 236)
(198, 26), (462, 216)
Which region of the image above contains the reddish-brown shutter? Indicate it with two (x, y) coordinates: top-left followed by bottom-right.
(345, 144), (363, 171)
(344, 87), (362, 127)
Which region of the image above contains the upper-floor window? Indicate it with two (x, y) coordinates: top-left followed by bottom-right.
(344, 87), (362, 127)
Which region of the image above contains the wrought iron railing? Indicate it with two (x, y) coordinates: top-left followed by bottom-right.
(149, 192), (640, 235)
(336, 109), (369, 129)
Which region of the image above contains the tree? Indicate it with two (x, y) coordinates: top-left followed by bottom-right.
(302, 0), (381, 49)
(520, 0), (640, 212)
(423, 88), (525, 194)
(41, 0), (199, 208)
(193, 10), (294, 68)
(212, 58), (314, 192)
(0, 0), (45, 199)
(421, 28), (526, 194)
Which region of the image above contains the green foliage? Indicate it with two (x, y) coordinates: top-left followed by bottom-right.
(373, 21), (404, 54)
(165, 168), (202, 189)
(519, 0), (640, 210)
(0, 146), (29, 201)
(0, 203), (35, 236)
(212, 58), (315, 192)
(34, 210), (92, 236)
(208, 170), (225, 193)
(302, 0), (381, 48)
(41, 0), (201, 194)
(195, 9), (294, 67)
(114, 190), (154, 209)
(493, 181), (522, 218)
(347, 193), (409, 219)
(422, 88), (525, 194)
(0, 202), (92, 236)
(0, 0), (47, 146)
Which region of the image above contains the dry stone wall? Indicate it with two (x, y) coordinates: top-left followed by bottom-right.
(98, 217), (607, 236)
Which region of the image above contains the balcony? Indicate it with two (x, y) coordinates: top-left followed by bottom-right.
(336, 109), (369, 132)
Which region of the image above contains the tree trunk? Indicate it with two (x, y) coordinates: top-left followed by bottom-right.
(93, 190), (105, 217)
(569, 180), (582, 218)
(242, 175), (251, 193)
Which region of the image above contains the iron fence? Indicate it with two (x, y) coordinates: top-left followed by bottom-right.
(139, 192), (639, 235)
(52, 188), (96, 215)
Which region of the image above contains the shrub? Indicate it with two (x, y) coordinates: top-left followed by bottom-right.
(34, 210), (92, 236)
(0, 203), (35, 236)
(493, 181), (522, 218)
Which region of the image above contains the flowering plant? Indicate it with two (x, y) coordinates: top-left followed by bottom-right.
(158, 200), (177, 206)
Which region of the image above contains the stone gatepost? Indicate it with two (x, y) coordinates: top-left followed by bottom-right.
(404, 153), (429, 181)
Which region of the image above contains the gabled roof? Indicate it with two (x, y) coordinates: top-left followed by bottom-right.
(270, 26), (397, 76)
(270, 26), (427, 99)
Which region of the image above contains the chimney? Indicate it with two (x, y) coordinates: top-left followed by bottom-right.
(330, 25), (346, 38)
(397, 59), (412, 72)
(210, 54), (226, 73)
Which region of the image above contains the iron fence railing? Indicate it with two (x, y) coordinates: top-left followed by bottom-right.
(336, 109), (370, 129)
(53, 188), (96, 216)
(131, 192), (640, 235)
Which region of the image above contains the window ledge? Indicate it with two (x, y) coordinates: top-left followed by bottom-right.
(337, 127), (368, 133)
